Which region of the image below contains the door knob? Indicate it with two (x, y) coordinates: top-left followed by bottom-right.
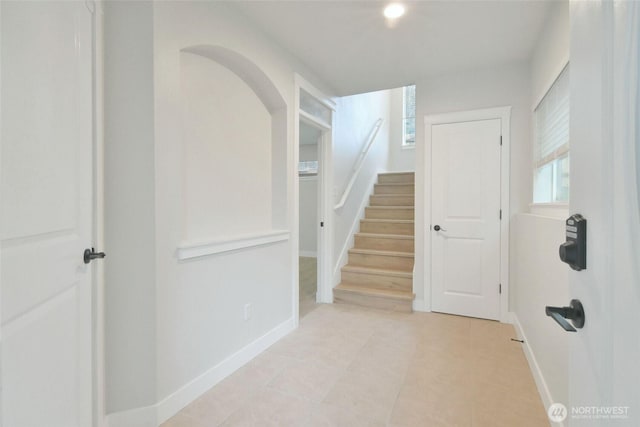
(545, 299), (585, 332)
(84, 248), (106, 264)
(433, 225), (447, 232)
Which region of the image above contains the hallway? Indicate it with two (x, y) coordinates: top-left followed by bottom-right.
(162, 304), (547, 426)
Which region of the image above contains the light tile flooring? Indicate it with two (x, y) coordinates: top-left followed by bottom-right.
(162, 304), (549, 427)
(299, 257), (319, 318)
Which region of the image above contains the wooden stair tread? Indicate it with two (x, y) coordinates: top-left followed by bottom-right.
(335, 283), (414, 300)
(361, 219), (414, 224)
(355, 232), (414, 240)
(342, 264), (413, 277)
(348, 248), (414, 258)
(335, 171), (415, 312)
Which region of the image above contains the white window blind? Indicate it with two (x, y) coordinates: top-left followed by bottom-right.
(535, 65), (569, 167)
(533, 64), (570, 203)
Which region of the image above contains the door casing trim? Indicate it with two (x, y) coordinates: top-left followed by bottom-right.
(422, 106), (511, 323)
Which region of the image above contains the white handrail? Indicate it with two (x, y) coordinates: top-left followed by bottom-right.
(334, 118), (384, 210)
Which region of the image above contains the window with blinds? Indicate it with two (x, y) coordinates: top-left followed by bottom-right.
(533, 65), (570, 203)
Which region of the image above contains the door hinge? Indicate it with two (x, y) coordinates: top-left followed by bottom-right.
(500, 135), (503, 146)
(320, 221), (324, 228)
(499, 284), (502, 294)
(499, 209), (502, 220)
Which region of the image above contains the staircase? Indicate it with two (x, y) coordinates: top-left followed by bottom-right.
(334, 172), (415, 312)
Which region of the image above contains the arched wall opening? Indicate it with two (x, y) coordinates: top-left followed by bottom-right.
(179, 45), (288, 242)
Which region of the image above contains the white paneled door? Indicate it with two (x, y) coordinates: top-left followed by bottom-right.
(1, 2), (95, 426)
(431, 119), (502, 320)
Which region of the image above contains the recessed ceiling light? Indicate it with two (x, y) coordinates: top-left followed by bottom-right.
(383, 3), (405, 19)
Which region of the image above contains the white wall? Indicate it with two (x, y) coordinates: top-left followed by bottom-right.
(531, 0), (570, 109)
(512, 0), (570, 413)
(103, 0), (157, 413)
(104, 1), (334, 424)
(414, 61), (532, 307)
(388, 87), (415, 172)
(332, 89), (392, 282)
(512, 214), (569, 409)
(181, 51), (273, 241)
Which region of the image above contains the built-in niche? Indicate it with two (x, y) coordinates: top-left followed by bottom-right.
(179, 46), (287, 247)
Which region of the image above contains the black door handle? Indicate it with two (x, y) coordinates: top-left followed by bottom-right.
(84, 248), (106, 264)
(433, 225), (447, 232)
(545, 299), (585, 332)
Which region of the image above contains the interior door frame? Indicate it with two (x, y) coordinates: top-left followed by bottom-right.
(293, 75), (335, 327)
(423, 106), (511, 323)
(93, 1), (107, 426)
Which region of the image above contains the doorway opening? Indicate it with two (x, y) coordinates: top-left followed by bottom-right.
(298, 121), (323, 318)
(294, 77), (335, 324)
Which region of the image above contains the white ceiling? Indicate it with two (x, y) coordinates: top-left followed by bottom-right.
(232, 0), (553, 96)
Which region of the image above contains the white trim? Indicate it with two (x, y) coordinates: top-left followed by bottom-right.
(92, 2), (107, 426)
(156, 317), (295, 425)
(412, 299), (427, 312)
(177, 230), (289, 260)
(529, 202), (569, 219)
(400, 144), (415, 151)
(512, 314), (564, 427)
(106, 317), (295, 427)
(332, 173), (378, 287)
(105, 405), (156, 427)
(298, 250), (317, 258)
(293, 74), (334, 316)
(299, 109), (331, 131)
(422, 106), (511, 322)
(295, 76), (336, 112)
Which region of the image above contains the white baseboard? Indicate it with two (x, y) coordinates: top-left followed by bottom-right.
(157, 317), (295, 424)
(332, 173), (378, 286)
(512, 313), (562, 427)
(106, 317), (295, 427)
(298, 250), (317, 258)
(412, 298), (428, 312)
(106, 404), (156, 427)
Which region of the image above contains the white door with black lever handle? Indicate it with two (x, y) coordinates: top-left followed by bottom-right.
(430, 118), (502, 320)
(1, 2), (96, 425)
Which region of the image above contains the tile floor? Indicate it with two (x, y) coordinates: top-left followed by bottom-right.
(162, 304), (549, 427)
